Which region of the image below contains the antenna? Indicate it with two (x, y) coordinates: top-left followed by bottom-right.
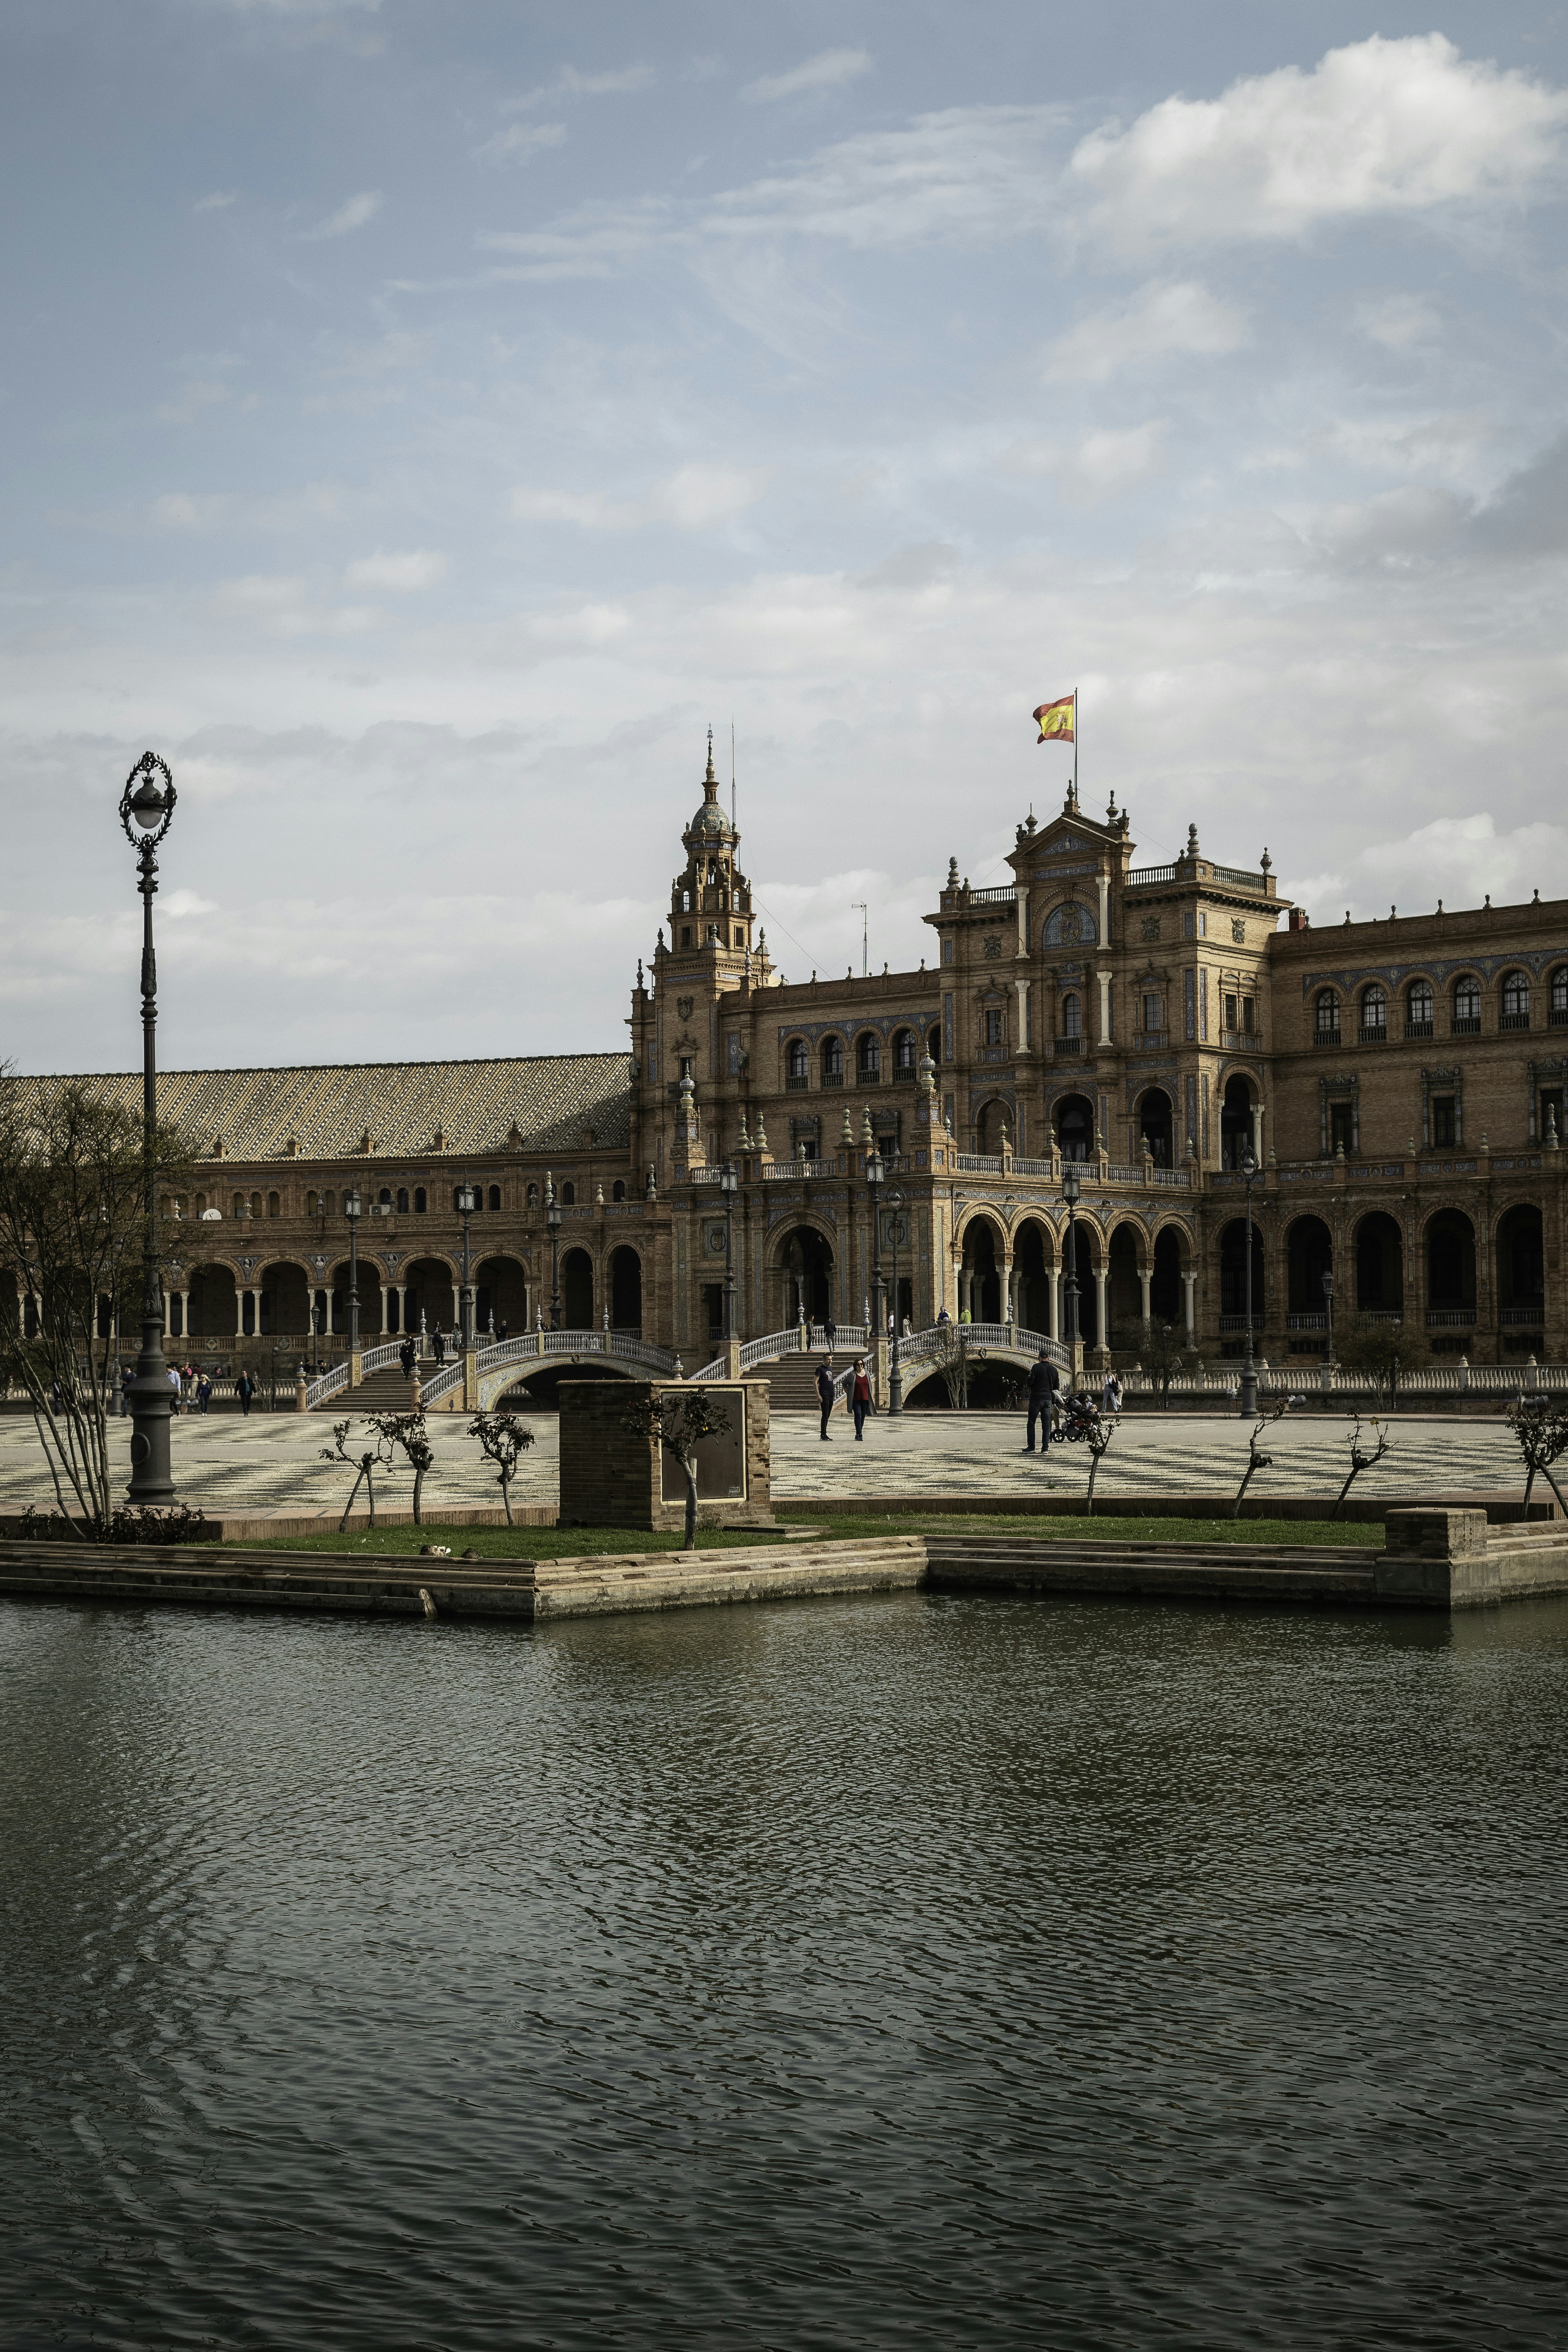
(851, 901), (868, 977)
(731, 720), (736, 838)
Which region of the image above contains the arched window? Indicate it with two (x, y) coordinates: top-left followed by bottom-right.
(526, 1182), (539, 1207)
(562, 1182), (576, 1206)
(1501, 971), (1531, 1029)
(1314, 990), (1340, 1040)
(379, 1187), (393, 1206)
(267, 1190), (281, 1217)
(1452, 976), (1481, 1032)
(195, 1193), (208, 1217)
(232, 1192), (243, 1218)
(413, 1188), (426, 1213)
(1359, 985), (1387, 1039)
(893, 1028), (917, 1078)
(323, 1190), (335, 1216)
(612, 1179), (625, 1202)
(1042, 903), (1096, 948)
(928, 1025), (941, 1066)
(1062, 992), (1082, 1040)
(857, 1032), (881, 1079)
(488, 1184), (501, 1211)
(1406, 980), (1433, 1036)
(681, 889), (691, 912)
(1551, 968), (1568, 1026)
(396, 1188), (409, 1213)
(250, 1191), (262, 1219)
(821, 1036), (844, 1085)
(306, 1190), (319, 1215)
(786, 1038), (809, 1087)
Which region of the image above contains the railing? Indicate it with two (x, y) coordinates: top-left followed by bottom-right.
(1501, 1304), (1546, 1326)
(359, 1340), (404, 1375)
(786, 1074), (809, 1091)
(1209, 863), (1269, 892)
(1218, 1313), (1265, 1332)
(303, 1360), (351, 1411)
(419, 1361), (464, 1409)
(892, 1066), (916, 1083)
(1122, 1363), (1568, 1399)
(1012, 1155), (1057, 1178)
(1552, 1008), (1568, 1028)
(955, 1153), (1003, 1173)
(1137, 1032), (1167, 1052)
(740, 1326), (805, 1370)
(1055, 1036), (1083, 1055)
(821, 1071), (845, 1087)
(1405, 1018), (1434, 1040)
(1126, 863), (1176, 887)
(1451, 1016), (1481, 1036)
(1285, 1313), (1328, 1331)
(1151, 1168), (1187, 1187)
(1501, 1012), (1531, 1032)
(763, 1157), (841, 1180)
(1358, 1025), (1387, 1045)
(1221, 1030), (1259, 1052)
(898, 1322), (1073, 1375)
(969, 886), (1017, 904)
(1314, 1029), (1342, 1048)
(1425, 1308), (1477, 1328)
(1107, 1164), (1144, 1184)
(689, 1166), (723, 1185)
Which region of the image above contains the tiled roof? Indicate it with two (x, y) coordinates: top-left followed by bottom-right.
(5, 1054), (633, 1164)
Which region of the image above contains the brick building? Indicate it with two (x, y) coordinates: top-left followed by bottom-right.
(13, 736), (1566, 1381)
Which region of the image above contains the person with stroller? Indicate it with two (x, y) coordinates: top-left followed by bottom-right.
(1023, 1347), (1059, 1454)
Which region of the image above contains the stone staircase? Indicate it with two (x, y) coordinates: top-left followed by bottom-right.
(759, 1348), (867, 1413)
(351, 1355), (439, 1413)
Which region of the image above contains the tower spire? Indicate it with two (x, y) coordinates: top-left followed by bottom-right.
(705, 726), (716, 786)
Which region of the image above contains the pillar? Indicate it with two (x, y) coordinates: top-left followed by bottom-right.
(235, 1289), (245, 1337)
(1096, 967), (1111, 1046)
(1251, 1101), (1265, 1164)
(1181, 1269), (1196, 1344)
(180, 1289), (191, 1340)
(1139, 1266), (1152, 1327)
(1092, 1265), (1108, 1351)
(1001, 1256), (1014, 1327)
(1047, 1266), (1060, 1340)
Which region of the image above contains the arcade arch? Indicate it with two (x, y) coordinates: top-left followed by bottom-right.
(778, 1224), (834, 1325)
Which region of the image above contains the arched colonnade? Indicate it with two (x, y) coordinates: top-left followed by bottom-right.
(953, 1208), (1195, 1349)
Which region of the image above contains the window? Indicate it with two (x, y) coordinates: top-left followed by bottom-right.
(1360, 985), (1387, 1038)
(984, 1009), (1003, 1047)
(734, 928), (745, 947)
(894, 1028), (917, 1075)
(928, 1025), (941, 1066)
(1452, 977), (1480, 1034)
(1315, 990), (1340, 1039)
(1432, 1095), (1456, 1148)
(821, 1036), (844, 1085)
(307, 1190), (319, 1215)
(1501, 971), (1531, 1030)
(1329, 1101), (1354, 1155)
(379, 1187), (393, 1206)
(1552, 968), (1568, 1027)
(680, 927), (691, 949)
(1062, 992), (1082, 1039)
(612, 1179), (625, 1202)
(526, 1182), (539, 1207)
(414, 1188), (426, 1213)
(195, 1193), (207, 1217)
(786, 1039), (809, 1088)
(267, 1191), (280, 1217)
(488, 1185), (502, 1211)
(681, 889), (691, 912)
(1541, 1087), (1564, 1144)
(1224, 992), (1237, 1032)
(1407, 981), (1433, 1038)
(680, 1057), (694, 1081)
(323, 1190), (335, 1216)
(397, 1187), (409, 1213)
(857, 1033), (881, 1078)
(1242, 997), (1254, 1035)
(231, 1192), (243, 1218)
(942, 939), (953, 964)
(1146, 992), (1163, 1033)
(562, 1182), (575, 1205)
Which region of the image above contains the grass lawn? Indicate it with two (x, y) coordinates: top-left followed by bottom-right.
(233, 1513), (1384, 1558)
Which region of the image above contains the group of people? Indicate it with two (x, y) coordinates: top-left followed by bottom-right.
(1023, 1349), (1122, 1450)
(160, 1365), (255, 1416)
(816, 1355), (878, 1440)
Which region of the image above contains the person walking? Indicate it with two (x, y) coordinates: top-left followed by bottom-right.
(936, 1304), (951, 1327)
(816, 1355), (837, 1441)
(1023, 1347), (1059, 1454)
(399, 1335), (416, 1380)
(497, 1317), (509, 1344)
(167, 1364), (182, 1417)
(433, 1328), (446, 1367)
(823, 1308), (837, 1353)
(235, 1367), (255, 1418)
(1104, 1369), (1124, 1416)
(850, 1357), (874, 1440)
(197, 1373), (212, 1415)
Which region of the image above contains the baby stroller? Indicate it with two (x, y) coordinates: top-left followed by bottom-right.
(1054, 1393), (1102, 1444)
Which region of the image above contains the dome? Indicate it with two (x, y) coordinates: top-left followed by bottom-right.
(689, 798), (729, 838)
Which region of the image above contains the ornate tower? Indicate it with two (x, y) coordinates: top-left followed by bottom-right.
(667, 729), (760, 964)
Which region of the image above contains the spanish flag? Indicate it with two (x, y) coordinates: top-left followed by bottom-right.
(1033, 693), (1075, 743)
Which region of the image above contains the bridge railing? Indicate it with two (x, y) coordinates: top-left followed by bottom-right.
(303, 1360), (351, 1412)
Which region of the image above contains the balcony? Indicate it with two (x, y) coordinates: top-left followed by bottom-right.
(1451, 1016), (1481, 1037)
(1501, 1302), (1546, 1326)
(1552, 1007), (1568, 1029)
(1425, 1307), (1477, 1328)
(892, 1064), (916, 1083)
(1501, 1011), (1531, 1032)
(1055, 1035), (1084, 1056)
(786, 1074), (810, 1092)
(821, 1070), (844, 1088)
(1405, 1018), (1433, 1040)
(1358, 1025), (1388, 1046)
(1285, 1313), (1327, 1331)
(1218, 1313), (1265, 1333)
(1221, 1029), (1259, 1052)
(856, 1068), (882, 1087)
(1313, 1029), (1342, 1049)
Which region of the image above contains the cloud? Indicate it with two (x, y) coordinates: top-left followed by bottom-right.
(162, 889), (219, 918)
(343, 550), (448, 591)
(1069, 34), (1568, 252)
(193, 190), (237, 213)
(302, 189), (382, 241)
(504, 63), (654, 110)
(1303, 813), (1568, 920)
(511, 463), (772, 533)
(1003, 423), (1167, 504)
(478, 198), (671, 281)
(1044, 279), (1248, 381)
(156, 379), (234, 425)
(741, 49), (872, 106)
(1357, 292), (1443, 350)
(473, 120), (566, 169)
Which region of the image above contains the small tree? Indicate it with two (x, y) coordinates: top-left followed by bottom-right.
(930, 1322), (969, 1410)
(1335, 1316), (1430, 1409)
(1506, 1398), (1568, 1517)
(369, 1410), (435, 1523)
(622, 1388), (733, 1550)
(1084, 1411), (1117, 1516)
(1139, 1322), (1187, 1411)
(1232, 1401), (1292, 1519)
(321, 1418), (397, 1532)
(468, 1409), (536, 1525)
(1332, 1412), (1391, 1519)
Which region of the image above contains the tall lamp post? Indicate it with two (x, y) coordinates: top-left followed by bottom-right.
(1321, 1265), (1336, 1399)
(720, 1160), (739, 1344)
(120, 752), (177, 1504)
(343, 1190), (362, 1357)
(546, 1177), (563, 1330)
(865, 1133), (886, 1345)
(1062, 1162), (1082, 1372)
(1239, 1146), (1259, 1416)
(886, 1184), (906, 1414)
(455, 1182), (479, 1353)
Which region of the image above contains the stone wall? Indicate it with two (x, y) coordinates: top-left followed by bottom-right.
(558, 1378), (773, 1532)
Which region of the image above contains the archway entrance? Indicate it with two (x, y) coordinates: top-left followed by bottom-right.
(1054, 1092), (1094, 1161)
(1013, 1218), (1051, 1333)
(562, 1247), (595, 1329)
(330, 1260), (382, 1337)
(1151, 1228), (1182, 1325)
(1497, 1205), (1543, 1324)
(1218, 1219), (1265, 1324)
(1138, 1088), (1173, 1168)
(1061, 1222), (1097, 1345)
(1354, 1213), (1403, 1313)
(187, 1263), (237, 1339)
(1426, 1209), (1475, 1315)
(959, 1218), (1003, 1323)
(1286, 1216), (1333, 1314)
(1220, 1076), (1254, 1169)
(260, 1262), (310, 1337)
(779, 1226), (833, 1325)
(1107, 1225), (1142, 1344)
(609, 1245), (642, 1331)
(403, 1257), (455, 1338)
(476, 1254), (529, 1338)
(975, 1099), (1010, 1156)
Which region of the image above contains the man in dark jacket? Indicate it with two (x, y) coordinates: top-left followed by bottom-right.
(816, 1356), (837, 1441)
(235, 1369), (256, 1418)
(1024, 1348), (1059, 1452)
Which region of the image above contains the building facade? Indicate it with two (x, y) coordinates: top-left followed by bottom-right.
(17, 739), (1567, 1378)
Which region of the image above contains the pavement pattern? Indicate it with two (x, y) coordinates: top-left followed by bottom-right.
(0, 1401), (1524, 1520)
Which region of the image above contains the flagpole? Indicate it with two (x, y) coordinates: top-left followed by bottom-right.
(1073, 689), (1079, 805)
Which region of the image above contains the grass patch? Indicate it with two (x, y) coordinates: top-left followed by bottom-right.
(775, 1509), (1385, 1549)
(230, 1524), (794, 1560)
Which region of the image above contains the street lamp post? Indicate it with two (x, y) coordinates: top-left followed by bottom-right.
(720, 1160), (739, 1345)
(455, 1182), (479, 1353)
(546, 1178), (563, 1330)
(865, 1135), (886, 1345)
(886, 1184), (905, 1414)
(344, 1190), (362, 1358)
(1239, 1146), (1260, 1416)
(1062, 1162), (1082, 1368)
(1320, 1266), (1336, 1400)
(120, 752), (177, 1504)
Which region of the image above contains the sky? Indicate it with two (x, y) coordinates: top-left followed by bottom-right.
(4, 0), (1568, 1075)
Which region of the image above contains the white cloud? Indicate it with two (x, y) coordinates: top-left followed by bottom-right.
(741, 49), (872, 106)
(1003, 422), (1167, 504)
(343, 551), (448, 591)
(506, 63), (653, 109)
(1302, 813), (1568, 921)
(1044, 279), (1248, 381)
(302, 189), (383, 241)
(479, 198), (671, 281)
(511, 463), (772, 533)
(193, 190), (237, 213)
(1070, 34), (1568, 252)
(156, 380), (234, 426)
(1357, 292), (1443, 350)
(162, 889), (219, 918)
(474, 120), (566, 169)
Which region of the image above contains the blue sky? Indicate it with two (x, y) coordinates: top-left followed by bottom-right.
(5, 2), (1568, 1072)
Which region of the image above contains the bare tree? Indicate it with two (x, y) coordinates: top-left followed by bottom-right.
(1506, 1398), (1568, 1517)
(1136, 1321), (1186, 1411)
(0, 1077), (192, 1539)
(930, 1322), (969, 1410)
(321, 1418), (397, 1532)
(1084, 1411), (1117, 1516)
(622, 1388), (733, 1550)
(369, 1410), (436, 1523)
(1232, 1401), (1292, 1520)
(468, 1410), (536, 1526)
(1335, 1316), (1430, 1409)
(1332, 1413), (1391, 1519)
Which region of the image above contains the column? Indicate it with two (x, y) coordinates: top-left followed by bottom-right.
(1181, 1269), (1196, 1344)
(235, 1289), (245, 1337)
(1047, 1266), (1060, 1340)
(1139, 1266), (1152, 1327)
(180, 1289), (191, 1340)
(1092, 1265), (1108, 1351)
(1001, 1255), (1014, 1327)
(1097, 873), (1110, 947)
(1251, 1101), (1265, 1164)
(1096, 968), (1112, 1046)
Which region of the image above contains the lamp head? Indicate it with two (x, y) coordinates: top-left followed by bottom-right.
(1062, 1163), (1082, 1206)
(119, 752), (175, 848)
(1322, 1270), (1335, 1300)
(457, 1183), (479, 1214)
(866, 1147), (883, 1187)
(886, 1186), (904, 1213)
(1240, 1147), (1258, 1182)
(721, 1161), (738, 1195)
(343, 1190), (362, 1220)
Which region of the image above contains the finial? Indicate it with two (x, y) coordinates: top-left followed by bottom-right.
(636, 958), (644, 988)
(1390, 905), (1396, 921)
(1107, 791), (1117, 820)
(1186, 823), (1199, 856)
(754, 1110), (768, 1153)
(595, 1181), (604, 1207)
(738, 1112), (753, 1151)
(657, 925), (665, 950)
(705, 726), (715, 784)
(841, 1106), (854, 1148)
(1484, 893), (1491, 908)
(947, 856), (959, 887)
(1260, 848), (1272, 874)
(861, 1106), (874, 1149)
(645, 1164), (657, 1199)
(1534, 887), (1541, 903)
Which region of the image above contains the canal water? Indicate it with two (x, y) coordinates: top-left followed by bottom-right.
(3, 1590), (1567, 2352)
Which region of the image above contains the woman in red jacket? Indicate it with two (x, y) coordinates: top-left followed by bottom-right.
(850, 1358), (874, 1441)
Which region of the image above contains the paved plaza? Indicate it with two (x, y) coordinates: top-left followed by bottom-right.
(0, 1401), (1524, 1521)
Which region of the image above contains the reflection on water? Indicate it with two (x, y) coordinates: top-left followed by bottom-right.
(3, 1592), (1568, 2351)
